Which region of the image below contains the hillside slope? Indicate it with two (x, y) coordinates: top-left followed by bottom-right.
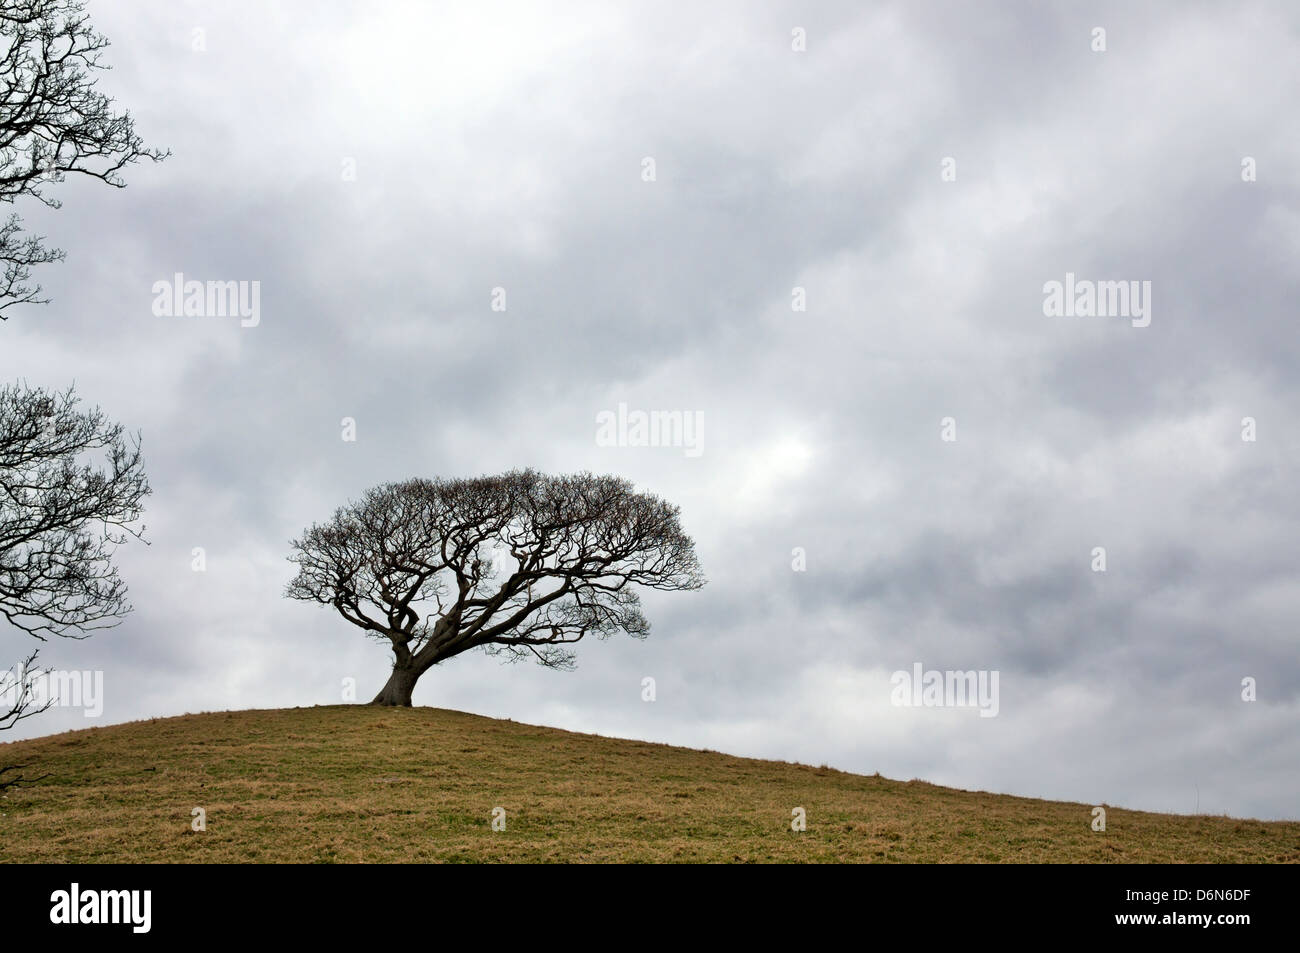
(0, 706), (1295, 863)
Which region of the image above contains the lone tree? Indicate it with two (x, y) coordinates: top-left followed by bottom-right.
(287, 470), (705, 706)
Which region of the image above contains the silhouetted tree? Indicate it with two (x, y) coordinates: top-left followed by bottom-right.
(287, 470), (705, 706)
(0, 383), (149, 785)
(0, 0), (162, 785)
(0, 648), (50, 790)
(0, 383), (149, 638)
(0, 0), (168, 318)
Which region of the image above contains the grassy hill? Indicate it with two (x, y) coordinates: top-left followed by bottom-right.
(0, 705), (1295, 863)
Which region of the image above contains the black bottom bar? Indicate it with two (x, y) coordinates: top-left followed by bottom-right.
(2, 862), (1286, 940)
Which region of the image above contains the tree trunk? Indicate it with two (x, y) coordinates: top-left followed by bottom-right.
(370, 662), (419, 706)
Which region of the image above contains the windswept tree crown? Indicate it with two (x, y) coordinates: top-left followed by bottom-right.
(286, 470), (704, 678)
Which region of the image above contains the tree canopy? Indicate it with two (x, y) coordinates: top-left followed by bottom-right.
(0, 382), (149, 639)
(287, 470), (704, 705)
(0, 0), (168, 318)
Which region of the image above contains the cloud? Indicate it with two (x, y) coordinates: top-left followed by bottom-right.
(2, 0), (1297, 820)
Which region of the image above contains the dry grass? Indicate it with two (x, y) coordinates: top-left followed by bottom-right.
(0, 706), (1295, 863)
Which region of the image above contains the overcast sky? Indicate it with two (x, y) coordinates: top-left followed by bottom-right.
(2, 0), (1298, 822)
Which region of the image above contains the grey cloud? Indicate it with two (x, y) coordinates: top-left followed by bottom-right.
(2, 0), (1297, 820)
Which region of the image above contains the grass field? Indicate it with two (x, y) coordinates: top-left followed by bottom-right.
(1, 705), (1295, 863)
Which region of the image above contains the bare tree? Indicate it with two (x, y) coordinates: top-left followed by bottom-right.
(0, 0), (163, 639)
(0, 0), (168, 318)
(0, 382), (149, 639)
(287, 470), (705, 706)
(0, 1), (160, 788)
(0, 383), (148, 785)
(0, 648), (51, 790)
